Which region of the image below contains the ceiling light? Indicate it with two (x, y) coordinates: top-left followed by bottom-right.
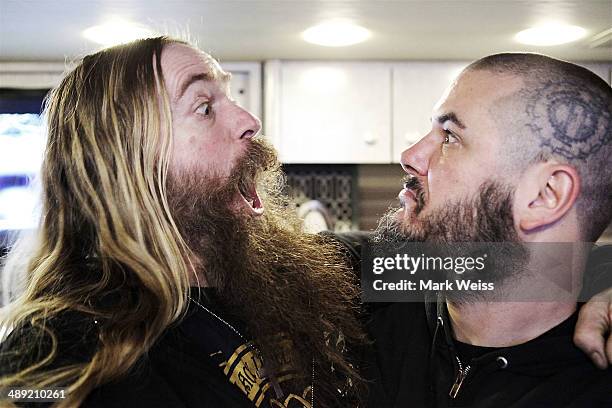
(83, 19), (154, 47)
(515, 24), (587, 46)
(302, 21), (370, 47)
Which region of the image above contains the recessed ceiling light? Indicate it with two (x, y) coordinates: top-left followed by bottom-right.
(83, 19), (154, 47)
(515, 24), (587, 46)
(302, 21), (370, 47)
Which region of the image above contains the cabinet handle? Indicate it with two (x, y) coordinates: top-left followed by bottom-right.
(364, 131), (377, 145)
(404, 131), (421, 145)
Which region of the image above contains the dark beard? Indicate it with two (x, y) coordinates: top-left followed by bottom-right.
(167, 139), (365, 405)
(374, 180), (528, 303)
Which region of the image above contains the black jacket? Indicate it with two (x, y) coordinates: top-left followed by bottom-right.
(332, 233), (612, 408)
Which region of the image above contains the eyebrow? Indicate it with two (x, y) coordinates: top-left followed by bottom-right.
(433, 112), (467, 130)
(175, 72), (213, 101)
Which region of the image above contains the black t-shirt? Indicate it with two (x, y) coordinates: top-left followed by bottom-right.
(1, 288), (313, 408)
(89, 288), (314, 407)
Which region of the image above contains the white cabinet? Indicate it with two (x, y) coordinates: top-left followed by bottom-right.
(219, 62), (262, 120)
(392, 61), (468, 162)
(264, 60), (465, 164)
(265, 61), (392, 163)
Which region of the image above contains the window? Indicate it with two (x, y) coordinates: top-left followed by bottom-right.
(0, 89), (48, 232)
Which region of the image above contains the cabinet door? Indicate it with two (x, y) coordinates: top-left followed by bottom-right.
(221, 62), (262, 120)
(277, 62), (392, 163)
(392, 62), (468, 162)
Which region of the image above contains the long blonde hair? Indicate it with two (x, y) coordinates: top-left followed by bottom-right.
(0, 37), (193, 406)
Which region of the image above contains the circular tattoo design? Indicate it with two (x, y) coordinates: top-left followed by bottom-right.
(525, 81), (611, 161)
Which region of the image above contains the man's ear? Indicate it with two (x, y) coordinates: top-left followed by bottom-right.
(515, 162), (581, 233)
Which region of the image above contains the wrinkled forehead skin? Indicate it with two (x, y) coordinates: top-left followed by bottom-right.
(159, 42), (231, 99)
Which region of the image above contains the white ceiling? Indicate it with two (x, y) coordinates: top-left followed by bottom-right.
(0, 0), (611, 62)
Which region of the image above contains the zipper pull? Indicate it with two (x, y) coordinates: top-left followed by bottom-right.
(449, 368), (467, 398)
(449, 356), (471, 399)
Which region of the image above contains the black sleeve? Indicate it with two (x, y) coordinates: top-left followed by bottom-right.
(581, 244), (612, 299)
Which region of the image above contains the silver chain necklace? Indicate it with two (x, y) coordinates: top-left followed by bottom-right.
(188, 296), (315, 407)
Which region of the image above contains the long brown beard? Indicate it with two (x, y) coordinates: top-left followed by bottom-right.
(167, 139), (365, 406)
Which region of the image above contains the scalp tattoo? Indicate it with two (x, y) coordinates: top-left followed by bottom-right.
(524, 80), (611, 161)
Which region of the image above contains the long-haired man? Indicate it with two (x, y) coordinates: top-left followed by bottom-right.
(0, 37), (365, 407)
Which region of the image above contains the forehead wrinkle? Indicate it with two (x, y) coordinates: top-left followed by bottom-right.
(199, 52), (231, 83)
(174, 72), (212, 102)
(163, 44), (231, 102)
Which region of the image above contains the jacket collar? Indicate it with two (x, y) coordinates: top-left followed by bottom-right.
(425, 294), (588, 376)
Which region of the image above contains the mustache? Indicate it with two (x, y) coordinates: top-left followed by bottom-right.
(231, 138), (279, 197)
(402, 174), (426, 213)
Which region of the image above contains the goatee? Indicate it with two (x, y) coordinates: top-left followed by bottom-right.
(374, 180), (528, 303)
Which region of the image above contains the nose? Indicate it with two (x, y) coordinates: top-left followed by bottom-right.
(235, 104), (261, 140)
(400, 133), (437, 176)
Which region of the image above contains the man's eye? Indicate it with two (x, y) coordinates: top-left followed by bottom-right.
(196, 102), (211, 116)
(443, 130), (458, 145)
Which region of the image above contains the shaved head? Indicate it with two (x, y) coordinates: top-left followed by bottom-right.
(466, 53), (612, 240)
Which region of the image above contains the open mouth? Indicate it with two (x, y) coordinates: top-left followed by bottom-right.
(400, 187), (418, 203)
(398, 175), (425, 213)
(238, 179), (264, 216)
(399, 187), (417, 209)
